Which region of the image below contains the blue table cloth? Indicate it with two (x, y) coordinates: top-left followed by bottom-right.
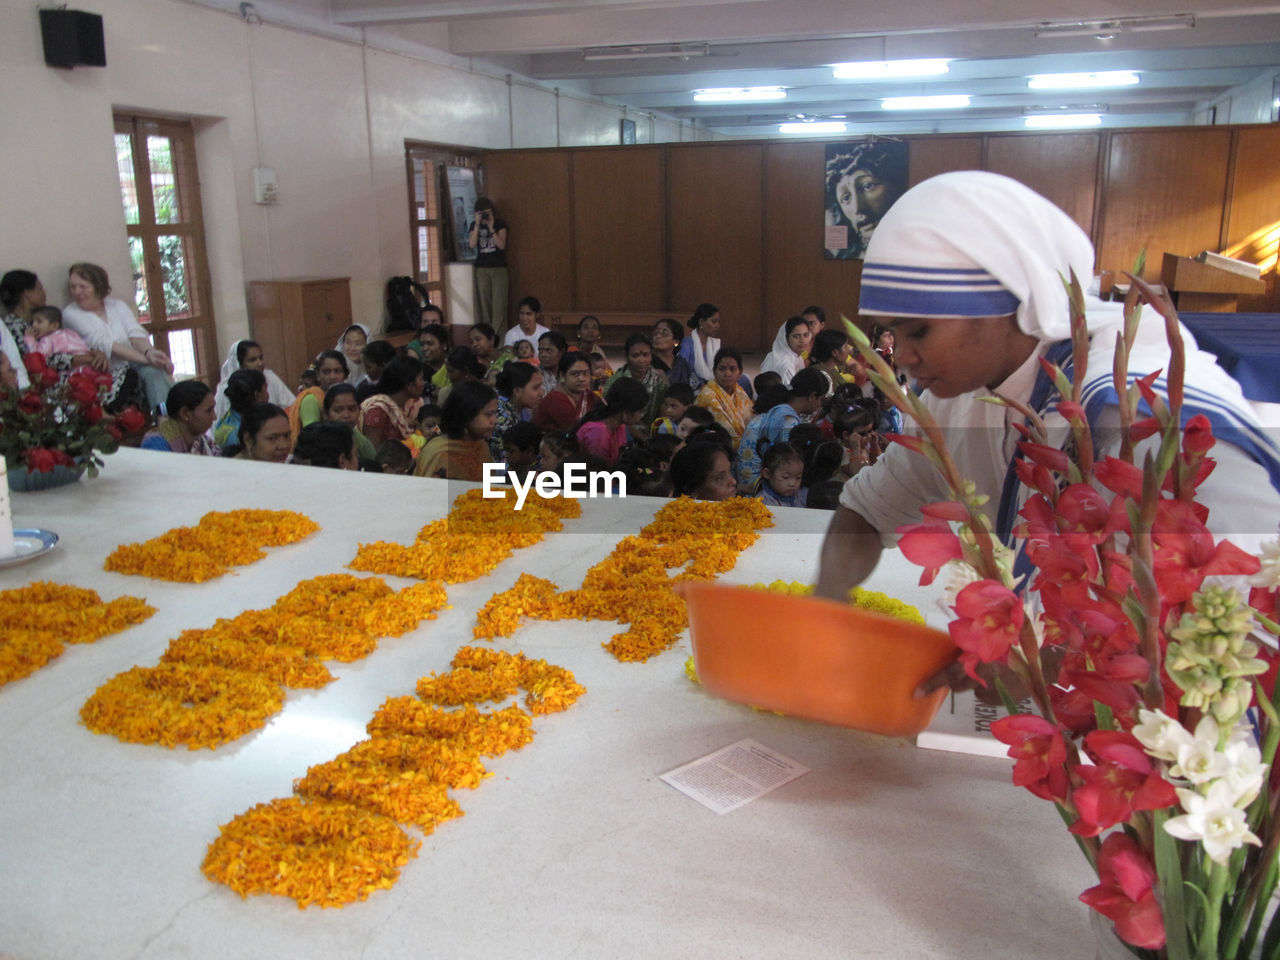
(1180, 312), (1280, 403)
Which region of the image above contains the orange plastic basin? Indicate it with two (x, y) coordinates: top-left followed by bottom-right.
(679, 581), (958, 738)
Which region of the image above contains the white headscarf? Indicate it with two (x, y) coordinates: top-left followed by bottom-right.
(213, 339), (294, 418)
(337, 323), (372, 385)
(759, 320), (806, 385)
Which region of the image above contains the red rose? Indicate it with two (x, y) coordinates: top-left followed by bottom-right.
(17, 391), (43, 414)
(84, 403), (104, 424)
(39, 367), (60, 389)
(106, 424), (122, 441)
(116, 407), (147, 434)
(23, 353), (47, 376)
(23, 447), (56, 473)
(50, 449), (75, 467)
(68, 378), (98, 405)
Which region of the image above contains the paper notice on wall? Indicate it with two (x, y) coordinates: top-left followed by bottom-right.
(660, 738), (809, 814)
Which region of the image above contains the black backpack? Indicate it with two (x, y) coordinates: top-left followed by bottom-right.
(385, 276), (430, 333)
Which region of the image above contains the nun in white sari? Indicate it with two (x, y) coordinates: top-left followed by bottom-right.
(819, 170), (1280, 598)
(213, 339), (294, 419)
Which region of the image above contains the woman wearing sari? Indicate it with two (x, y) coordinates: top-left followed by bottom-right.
(759, 317), (812, 385)
(673, 303), (720, 391)
(531, 352), (601, 432)
(358, 355), (426, 451)
(286, 349), (347, 440)
(694, 347), (753, 446)
(414, 380), (498, 481)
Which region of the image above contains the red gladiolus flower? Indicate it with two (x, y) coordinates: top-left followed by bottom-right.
(17, 391), (43, 414)
(992, 714), (1068, 801)
(919, 500), (970, 523)
(115, 407), (147, 434)
(1182, 413), (1215, 455)
(1070, 730), (1177, 837)
(1017, 441), (1071, 474)
(948, 580), (1024, 681)
(1094, 457), (1145, 500)
(1080, 832), (1165, 950)
(22, 352), (47, 375)
(884, 433), (925, 455)
(23, 447), (56, 473)
(1152, 499), (1260, 603)
(896, 522), (963, 586)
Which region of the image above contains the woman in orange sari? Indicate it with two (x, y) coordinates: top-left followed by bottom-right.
(286, 350), (347, 440)
(694, 347), (754, 446)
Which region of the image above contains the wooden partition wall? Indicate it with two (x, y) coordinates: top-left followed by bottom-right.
(482, 124), (1280, 353)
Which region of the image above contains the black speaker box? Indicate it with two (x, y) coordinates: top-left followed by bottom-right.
(40, 9), (106, 69)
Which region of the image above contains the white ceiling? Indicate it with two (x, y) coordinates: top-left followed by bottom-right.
(313, 0), (1280, 137)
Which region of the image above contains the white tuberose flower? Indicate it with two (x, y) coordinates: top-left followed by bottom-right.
(1222, 738), (1267, 808)
(1171, 715), (1227, 784)
(1132, 708), (1193, 762)
(1248, 537), (1280, 590)
(1165, 782), (1262, 865)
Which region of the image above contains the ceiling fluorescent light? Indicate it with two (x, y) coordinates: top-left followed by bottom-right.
(831, 58), (950, 80)
(778, 121), (848, 134)
(1033, 14), (1194, 38)
(1024, 113), (1103, 129)
(881, 95), (970, 110)
(582, 43), (710, 61)
(1028, 71), (1139, 90)
(693, 86), (786, 103)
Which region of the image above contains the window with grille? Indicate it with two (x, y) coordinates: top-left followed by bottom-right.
(113, 114), (217, 386)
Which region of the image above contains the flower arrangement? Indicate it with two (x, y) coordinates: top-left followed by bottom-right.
(845, 279), (1280, 959)
(0, 353), (145, 476)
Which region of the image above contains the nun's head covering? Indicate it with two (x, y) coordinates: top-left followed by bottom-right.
(857, 171), (1096, 341)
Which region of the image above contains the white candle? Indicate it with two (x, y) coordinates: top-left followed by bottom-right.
(0, 459), (14, 558)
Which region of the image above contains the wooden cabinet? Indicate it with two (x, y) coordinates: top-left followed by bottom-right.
(247, 277), (352, 382)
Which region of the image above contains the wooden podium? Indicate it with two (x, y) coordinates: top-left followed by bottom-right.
(1160, 252), (1265, 313)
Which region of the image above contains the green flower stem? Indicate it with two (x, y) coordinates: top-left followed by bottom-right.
(1200, 861), (1231, 960)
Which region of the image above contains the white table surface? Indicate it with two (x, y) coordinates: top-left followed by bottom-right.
(0, 448), (1094, 960)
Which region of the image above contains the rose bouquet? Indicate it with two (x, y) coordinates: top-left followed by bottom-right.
(0, 353), (146, 477)
(846, 278), (1280, 960)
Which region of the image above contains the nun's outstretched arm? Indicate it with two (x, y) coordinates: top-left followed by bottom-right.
(815, 505), (883, 601)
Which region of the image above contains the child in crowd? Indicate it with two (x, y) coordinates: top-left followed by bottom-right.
(24, 306), (91, 366)
(669, 436), (736, 501)
(293, 421), (357, 470)
(589, 354), (611, 394)
(651, 383), (694, 436)
(616, 439), (674, 498)
(501, 422), (541, 483)
(409, 403), (442, 456)
(806, 480), (843, 510)
(297, 368), (318, 393)
(873, 385), (903, 437)
(736, 367), (827, 491)
(757, 442), (807, 508)
(323, 383), (377, 461)
(537, 430), (579, 478)
(674, 404), (714, 439)
(356, 340), (398, 400)
(374, 439), (414, 475)
(514, 339), (537, 363)
(753, 370), (783, 398)
(831, 400), (881, 478)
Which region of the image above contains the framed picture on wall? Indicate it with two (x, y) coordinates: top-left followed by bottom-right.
(823, 140), (909, 260)
(445, 166), (478, 261)
(620, 118), (637, 145)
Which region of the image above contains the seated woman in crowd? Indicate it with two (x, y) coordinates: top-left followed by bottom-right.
(414, 380), (498, 481)
(492, 360), (545, 459)
(407, 319), (450, 398)
(649, 318), (683, 377)
(141, 380), (219, 455)
(670, 435), (736, 501)
(62, 262), (173, 412)
(355, 340), (397, 399)
(537, 330), (568, 394)
(228, 403), (292, 463)
(605, 333), (666, 440)
(438, 345), (485, 406)
(214, 368), (268, 447)
(2, 270), (109, 394)
(337, 324), (370, 385)
(532, 352), (600, 432)
(801, 305), (826, 338)
(574, 377), (649, 467)
(575, 315), (611, 369)
(503, 296), (550, 351)
(287, 349), (348, 439)
(214, 339), (293, 419)
(759, 316), (812, 385)
(807, 329), (858, 397)
(293, 420), (357, 470)
(736, 366), (827, 490)
(694, 347), (753, 446)
(404, 304), (445, 360)
(358, 355), (425, 451)
(674, 303), (720, 391)
(322, 382), (377, 460)
(469, 323), (514, 382)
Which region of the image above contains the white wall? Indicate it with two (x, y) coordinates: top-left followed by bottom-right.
(0, 0), (701, 373)
(1198, 70), (1280, 125)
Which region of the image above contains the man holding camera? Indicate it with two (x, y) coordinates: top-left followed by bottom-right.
(469, 196), (510, 337)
